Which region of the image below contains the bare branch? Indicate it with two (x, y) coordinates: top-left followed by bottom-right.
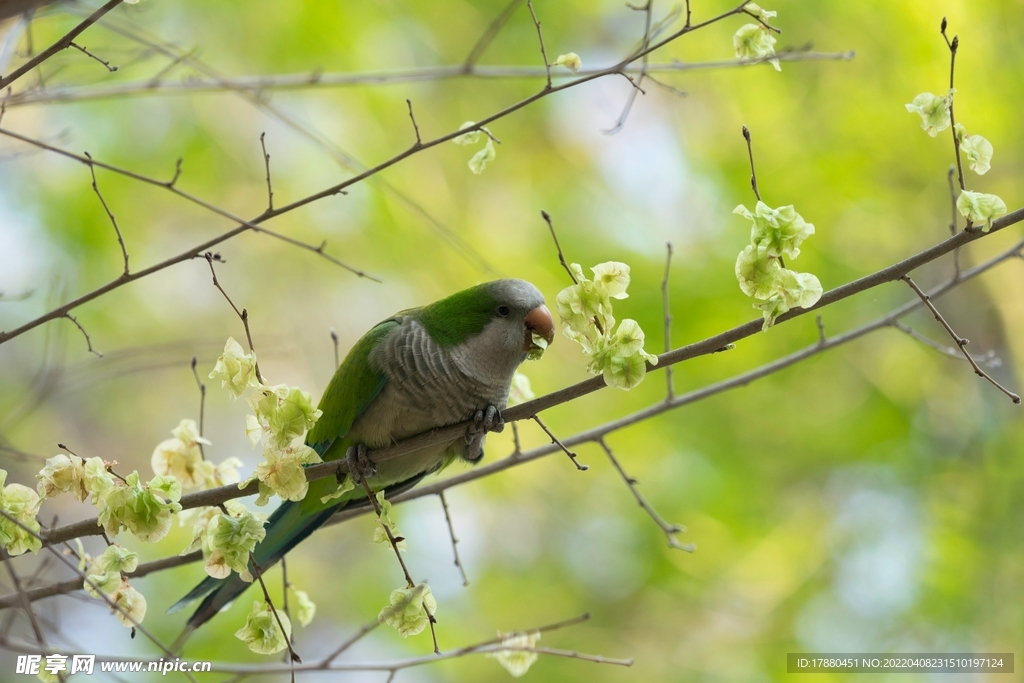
(317, 620), (379, 667)
(891, 320), (1001, 368)
(901, 276), (1019, 403)
(661, 241), (674, 400)
(464, 0), (523, 69)
(941, 20), (968, 208)
(525, 0), (553, 89)
(247, 553), (301, 663)
(349, 452), (416, 589)
(64, 313), (101, 357)
(0, 0), (124, 90)
(604, 0), (653, 135)
(330, 329), (340, 369)
(532, 415), (588, 471)
(204, 253), (265, 385)
(190, 356), (206, 459)
(3, 52), (856, 106)
(947, 165), (961, 277)
(540, 210), (577, 284)
(259, 132), (273, 211)
(405, 99), (422, 147)
(85, 151), (130, 276)
(597, 438), (693, 551)
(438, 492), (469, 586)
(68, 41), (117, 72)
(742, 125), (761, 202)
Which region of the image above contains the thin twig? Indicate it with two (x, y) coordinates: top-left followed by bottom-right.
(463, 0), (524, 69)
(438, 492), (469, 586)
(525, 0), (552, 89)
(68, 41), (117, 72)
(0, 548), (49, 649)
(350, 454), (416, 588)
(259, 132), (273, 211)
(190, 356), (206, 459)
(597, 438), (693, 551)
(816, 314), (826, 346)
(891, 320), (1000, 368)
(532, 415), (588, 470)
(3, 52), (857, 107)
(540, 210), (576, 284)
(405, 99), (422, 147)
(204, 253), (264, 384)
(661, 241), (674, 400)
(330, 329), (340, 369)
(941, 20), (969, 229)
(0, 0), (123, 90)
(64, 313), (101, 357)
(742, 125), (761, 202)
(901, 275), (1019, 403)
(318, 620), (380, 667)
(85, 151), (130, 276)
(605, 0), (653, 134)
(247, 553), (301, 663)
(947, 165), (961, 277)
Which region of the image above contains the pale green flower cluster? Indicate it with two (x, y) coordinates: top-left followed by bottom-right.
(905, 82), (1005, 231)
(209, 337), (260, 398)
(957, 190), (1007, 231)
(733, 6), (780, 72)
(553, 52), (582, 73)
(378, 583), (437, 637)
(453, 121), (497, 175)
(96, 471), (183, 543)
(151, 419), (241, 491)
(372, 491), (406, 550)
(556, 262), (658, 390)
(0, 469), (42, 556)
(733, 202), (822, 330)
(182, 501), (267, 582)
(39, 454), (181, 546)
(488, 630), (541, 678)
(235, 600), (292, 655)
(205, 339), (324, 506)
(289, 584), (317, 627)
(905, 90), (954, 137)
(77, 542), (147, 628)
(955, 123), (993, 175)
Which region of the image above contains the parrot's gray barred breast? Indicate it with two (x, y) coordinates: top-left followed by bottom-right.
(356, 318), (514, 451)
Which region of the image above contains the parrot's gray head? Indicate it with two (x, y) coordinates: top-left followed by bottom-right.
(482, 278), (554, 359)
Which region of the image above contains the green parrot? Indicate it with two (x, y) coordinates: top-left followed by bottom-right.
(169, 279), (553, 634)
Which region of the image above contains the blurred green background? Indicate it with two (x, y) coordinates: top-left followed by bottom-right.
(1, 0), (1022, 681)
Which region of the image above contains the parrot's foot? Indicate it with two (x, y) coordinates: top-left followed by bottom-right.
(464, 405), (504, 464)
(345, 443), (377, 482)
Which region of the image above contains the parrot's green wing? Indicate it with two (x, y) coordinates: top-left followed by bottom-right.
(301, 318), (398, 513)
(171, 318), (399, 629)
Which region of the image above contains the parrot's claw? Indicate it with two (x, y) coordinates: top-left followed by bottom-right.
(463, 405), (504, 464)
(345, 443), (377, 481)
(475, 405), (505, 434)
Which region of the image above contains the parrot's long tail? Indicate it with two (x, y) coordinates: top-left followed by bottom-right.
(169, 500), (335, 632)
(168, 472), (427, 638)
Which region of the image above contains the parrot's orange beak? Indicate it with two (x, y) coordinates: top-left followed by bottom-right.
(524, 304), (555, 348)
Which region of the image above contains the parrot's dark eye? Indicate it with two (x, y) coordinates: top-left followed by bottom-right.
(497, 305), (511, 317)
